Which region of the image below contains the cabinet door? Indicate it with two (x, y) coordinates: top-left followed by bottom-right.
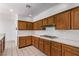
(47, 16), (55, 25)
(38, 20), (43, 30)
(34, 37), (39, 48)
(19, 37), (26, 48)
(27, 22), (33, 30)
(50, 41), (62, 56)
(43, 40), (51, 56)
(51, 46), (62, 56)
(18, 21), (26, 30)
(62, 44), (79, 56)
(33, 22), (38, 30)
(32, 36), (35, 46)
(55, 11), (71, 29)
(39, 39), (44, 52)
(25, 36), (32, 46)
(43, 18), (48, 26)
(71, 7), (79, 29)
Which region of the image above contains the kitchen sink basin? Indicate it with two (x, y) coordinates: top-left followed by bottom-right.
(40, 35), (58, 39)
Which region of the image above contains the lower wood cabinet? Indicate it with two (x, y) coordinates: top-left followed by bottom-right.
(0, 40), (2, 55)
(18, 36), (79, 56)
(0, 36), (5, 56)
(18, 36), (32, 48)
(38, 38), (44, 52)
(50, 41), (62, 56)
(43, 39), (51, 56)
(31, 36), (35, 46)
(34, 37), (39, 48)
(26, 36), (32, 46)
(62, 44), (79, 56)
(19, 37), (26, 48)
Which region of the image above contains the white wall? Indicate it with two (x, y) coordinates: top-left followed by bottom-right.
(0, 13), (17, 41)
(17, 30), (33, 36)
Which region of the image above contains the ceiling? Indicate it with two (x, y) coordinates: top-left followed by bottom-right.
(0, 3), (60, 18)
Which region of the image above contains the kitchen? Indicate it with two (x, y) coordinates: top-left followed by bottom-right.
(0, 3), (79, 56)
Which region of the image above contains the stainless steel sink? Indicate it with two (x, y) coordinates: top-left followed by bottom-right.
(40, 35), (57, 39)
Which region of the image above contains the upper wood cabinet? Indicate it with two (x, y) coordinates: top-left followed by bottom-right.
(33, 20), (42, 30)
(26, 22), (33, 30)
(71, 7), (79, 29)
(54, 11), (71, 30)
(33, 22), (37, 30)
(42, 18), (48, 26)
(18, 21), (33, 30)
(47, 16), (55, 26)
(18, 21), (26, 30)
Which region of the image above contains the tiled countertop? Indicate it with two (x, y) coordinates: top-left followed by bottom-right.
(32, 35), (79, 48)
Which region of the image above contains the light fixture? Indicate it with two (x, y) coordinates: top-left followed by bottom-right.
(10, 9), (14, 12)
(26, 5), (32, 17)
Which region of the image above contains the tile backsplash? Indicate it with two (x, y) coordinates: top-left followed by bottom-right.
(34, 27), (79, 41)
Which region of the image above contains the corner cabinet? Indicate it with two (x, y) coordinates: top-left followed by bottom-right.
(33, 20), (42, 30)
(18, 36), (32, 48)
(55, 11), (71, 30)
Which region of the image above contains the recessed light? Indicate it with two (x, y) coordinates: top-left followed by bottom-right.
(10, 9), (14, 12)
(28, 14), (32, 17)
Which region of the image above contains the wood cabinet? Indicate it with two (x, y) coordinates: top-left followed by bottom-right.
(33, 22), (37, 30)
(71, 7), (79, 29)
(0, 40), (2, 55)
(18, 36), (32, 48)
(62, 44), (79, 56)
(33, 20), (42, 30)
(43, 39), (51, 56)
(18, 21), (33, 30)
(38, 38), (44, 52)
(26, 22), (33, 30)
(42, 18), (48, 26)
(47, 16), (55, 26)
(19, 36), (26, 48)
(32, 36), (39, 48)
(18, 36), (79, 56)
(34, 37), (39, 48)
(0, 36), (5, 56)
(31, 36), (35, 46)
(18, 21), (26, 30)
(25, 36), (32, 46)
(55, 11), (71, 30)
(50, 41), (62, 56)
